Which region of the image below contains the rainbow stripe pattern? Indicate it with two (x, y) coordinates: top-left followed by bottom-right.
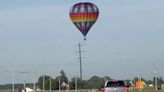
(70, 2), (99, 38)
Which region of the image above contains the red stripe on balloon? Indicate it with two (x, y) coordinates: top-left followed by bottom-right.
(70, 12), (99, 20)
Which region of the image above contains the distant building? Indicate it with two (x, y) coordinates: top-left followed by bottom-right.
(161, 84), (164, 90)
(148, 84), (153, 87)
(61, 82), (69, 90)
(21, 87), (33, 92)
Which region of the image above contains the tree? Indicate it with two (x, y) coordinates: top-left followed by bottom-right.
(60, 70), (68, 83)
(37, 70), (69, 90)
(70, 77), (81, 89)
(87, 76), (112, 90)
(153, 77), (164, 87)
(38, 75), (59, 90)
(147, 80), (153, 85)
(38, 75), (49, 90)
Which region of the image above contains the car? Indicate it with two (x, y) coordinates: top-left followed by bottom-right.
(102, 80), (128, 92)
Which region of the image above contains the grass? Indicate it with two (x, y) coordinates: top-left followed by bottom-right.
(129, 87), (164, 92)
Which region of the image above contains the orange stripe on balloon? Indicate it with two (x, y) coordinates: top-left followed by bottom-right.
(70, 16), (97, 20)
(70, 12), (98, 22)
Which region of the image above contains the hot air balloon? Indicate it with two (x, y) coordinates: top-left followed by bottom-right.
(70, 2), (99, 40)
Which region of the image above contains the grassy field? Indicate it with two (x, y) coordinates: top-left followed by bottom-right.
(129, 87), (164, 92)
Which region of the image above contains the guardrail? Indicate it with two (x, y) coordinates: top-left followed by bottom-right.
(36, 89), (100, 92)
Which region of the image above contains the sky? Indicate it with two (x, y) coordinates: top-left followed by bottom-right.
(0, 0), (164, 84)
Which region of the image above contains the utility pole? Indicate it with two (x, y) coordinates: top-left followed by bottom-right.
(77, 43), (83, 80)
(50, 76), (52, 92)
(18, 71), (28, 92)
(75, 76), (77, 92)
(138, 73), (141, 82)
(154, 70), (158, 90)
(33, 72), (36, 92)
(43, 75), (45, 92)
(12, 72), (15, 92)
(59, 76), (61, 92)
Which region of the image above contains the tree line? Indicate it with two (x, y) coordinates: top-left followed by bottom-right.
(37, 70), (164, 90)
(0, 70), (163, 90)
(38, 70), (112, 90)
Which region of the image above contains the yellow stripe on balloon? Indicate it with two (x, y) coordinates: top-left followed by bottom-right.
(87, 4), (92, 13)
(81, 4), (85, 13)
(71, 18), (97, 22)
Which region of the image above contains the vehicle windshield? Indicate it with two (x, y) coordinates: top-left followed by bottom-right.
(106, 81), (125, 87)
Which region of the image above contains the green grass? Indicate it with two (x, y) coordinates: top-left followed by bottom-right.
(129, 87), (164, 92)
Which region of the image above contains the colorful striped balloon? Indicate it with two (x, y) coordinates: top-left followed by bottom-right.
(70, 2), (99, 40)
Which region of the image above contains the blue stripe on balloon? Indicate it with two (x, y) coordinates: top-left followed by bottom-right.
(89, 3), (94, 13)
(77, 3), (81, 13)
(84, 3), (88, 13)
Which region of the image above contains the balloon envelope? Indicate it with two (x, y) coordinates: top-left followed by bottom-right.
(70, 2), (99, 40)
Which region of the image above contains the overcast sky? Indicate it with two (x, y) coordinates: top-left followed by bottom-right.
(0, 0), (164, 84)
